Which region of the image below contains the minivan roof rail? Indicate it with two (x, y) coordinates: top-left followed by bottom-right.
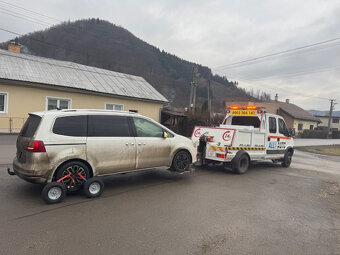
(60, 109), (138, 114)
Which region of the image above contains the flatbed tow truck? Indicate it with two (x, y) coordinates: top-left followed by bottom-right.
(192, 106), (295, 174)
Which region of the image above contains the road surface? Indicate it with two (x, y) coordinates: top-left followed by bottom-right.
(0, 135), (339, 254)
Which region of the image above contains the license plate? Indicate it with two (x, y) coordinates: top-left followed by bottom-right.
(231, 110), (256, 116)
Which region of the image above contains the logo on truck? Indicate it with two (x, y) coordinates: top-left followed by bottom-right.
(194, 128), (202, 137)
(222, 130), (233, 141)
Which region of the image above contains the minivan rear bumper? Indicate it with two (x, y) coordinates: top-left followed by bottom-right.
(13, 159), (47, 184)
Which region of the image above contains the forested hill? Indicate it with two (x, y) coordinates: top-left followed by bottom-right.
(0, 18), (257, 110)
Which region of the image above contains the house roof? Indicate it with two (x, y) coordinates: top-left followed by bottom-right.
(0, 49), (168, 103)
(278, 102), (320, 122)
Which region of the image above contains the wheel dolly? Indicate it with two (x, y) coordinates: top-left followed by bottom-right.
(7, 167), (104, 204)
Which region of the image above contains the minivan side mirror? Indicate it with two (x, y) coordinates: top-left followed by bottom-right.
(163, 131), (168, 139)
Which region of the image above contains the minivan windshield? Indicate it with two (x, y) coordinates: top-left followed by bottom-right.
(20, 114), (41, 137)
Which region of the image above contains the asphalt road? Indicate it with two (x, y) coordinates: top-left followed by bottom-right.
(0, 135), (339, 254)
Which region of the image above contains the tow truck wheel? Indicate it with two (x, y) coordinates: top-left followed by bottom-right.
(83, 177), (104, 198)
(41, 182), (66, 204)
(232, 152), (250, 174)
(281, 151), (293, 168)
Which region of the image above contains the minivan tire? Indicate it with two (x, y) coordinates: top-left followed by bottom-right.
(41, 182), (66, 204)
(171, 150), (191, 172)
(83, 177), (104, 198)
(55, 161), (90, 192)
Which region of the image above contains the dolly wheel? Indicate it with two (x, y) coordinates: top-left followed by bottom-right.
(83, 177), (104, 198)
(42, 182), (66, 204)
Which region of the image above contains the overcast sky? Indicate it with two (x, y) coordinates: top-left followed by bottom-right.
(0, 0), (339, 110)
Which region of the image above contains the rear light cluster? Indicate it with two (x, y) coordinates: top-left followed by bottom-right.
(27, 140), (46, 152)
(216, 153), (226, 159)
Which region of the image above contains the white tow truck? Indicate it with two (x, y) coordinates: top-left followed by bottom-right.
(192, 106), (295, 174)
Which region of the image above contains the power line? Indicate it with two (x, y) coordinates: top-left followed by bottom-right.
(0, 9), (50, 26)
(0, 6), (55, 26)
(0, 0), (61, 23)
(214, 42), (340, 70)
(228, 64), (340, 83)
(236, 78), (330, 101)
(213, 37), (340, 71)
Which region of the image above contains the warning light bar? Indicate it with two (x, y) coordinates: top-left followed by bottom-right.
(227, 106), (264, 110)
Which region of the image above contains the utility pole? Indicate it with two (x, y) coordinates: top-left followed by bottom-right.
(207, 78), (212, 125)
(327, 99), (336, 138)
(189, 65), (199, 114)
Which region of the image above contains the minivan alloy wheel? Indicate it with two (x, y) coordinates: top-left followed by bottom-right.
(172, 151), (191, 172)
(56, 161), (90, 191)
(61, 165), (86, 188)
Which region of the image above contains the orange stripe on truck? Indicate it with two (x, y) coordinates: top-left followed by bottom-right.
(268, 136), (291, 140)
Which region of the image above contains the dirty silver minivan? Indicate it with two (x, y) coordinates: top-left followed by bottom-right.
(13, 109), (194, 192)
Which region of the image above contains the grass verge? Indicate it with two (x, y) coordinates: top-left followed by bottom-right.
(296, 145), (340, 156)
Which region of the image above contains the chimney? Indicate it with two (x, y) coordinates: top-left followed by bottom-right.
(286, 99), (290, 104)
(8, 40), (21, 53)
(275, 93), (278, 102)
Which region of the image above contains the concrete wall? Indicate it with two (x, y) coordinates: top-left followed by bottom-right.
(0, 82), (164, 133)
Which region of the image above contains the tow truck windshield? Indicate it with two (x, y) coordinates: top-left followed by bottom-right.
(223, 116), (261, 128)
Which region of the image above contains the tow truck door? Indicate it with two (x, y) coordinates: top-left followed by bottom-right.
(266, 115), (280, 156)
(277, 117), (292, 150)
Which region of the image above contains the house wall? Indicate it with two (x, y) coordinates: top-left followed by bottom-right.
(0, 83), (164, 133)
(293, 119), (319, 134)
(317, 116), (340, 131)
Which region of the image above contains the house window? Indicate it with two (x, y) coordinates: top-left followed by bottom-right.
(298, 123), (303, 131)
(47, 97), (71, 110)
(105, 103), (124, 111)
(0, 92), (8, 113)
(333, 118), (339, 124)
(310, 125), (314, 130)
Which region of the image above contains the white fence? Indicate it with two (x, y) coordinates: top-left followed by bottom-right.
(0, 117), (26, 133)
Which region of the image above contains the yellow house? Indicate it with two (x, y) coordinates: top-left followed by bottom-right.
(0, 46), (168, 133)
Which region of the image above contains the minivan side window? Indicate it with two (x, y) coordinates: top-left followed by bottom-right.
(133, 118), (163, 137)
(53, 116), (87, 137)
(269, 117), (277, 134)
(88, 115), (130, 137)
(278, 118), (288, 136)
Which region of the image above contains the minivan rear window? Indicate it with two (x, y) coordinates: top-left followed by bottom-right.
(20, 115), (41, 137)
(53, 116), (87, 137)
(88, 115), (130, 137)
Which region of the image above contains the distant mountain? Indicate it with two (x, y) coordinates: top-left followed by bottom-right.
(308, 110), (340, 117)
(0, 18), (257, 110)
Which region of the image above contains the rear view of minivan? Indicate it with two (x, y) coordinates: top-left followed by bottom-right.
(13, 110), (194, 192)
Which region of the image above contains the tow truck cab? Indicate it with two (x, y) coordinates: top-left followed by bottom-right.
(192, 106), (295, 174)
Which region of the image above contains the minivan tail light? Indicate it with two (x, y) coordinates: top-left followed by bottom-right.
(27, 140), (46, 152)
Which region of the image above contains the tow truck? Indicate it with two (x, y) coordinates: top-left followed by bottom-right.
(192, 106), (295, 174)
